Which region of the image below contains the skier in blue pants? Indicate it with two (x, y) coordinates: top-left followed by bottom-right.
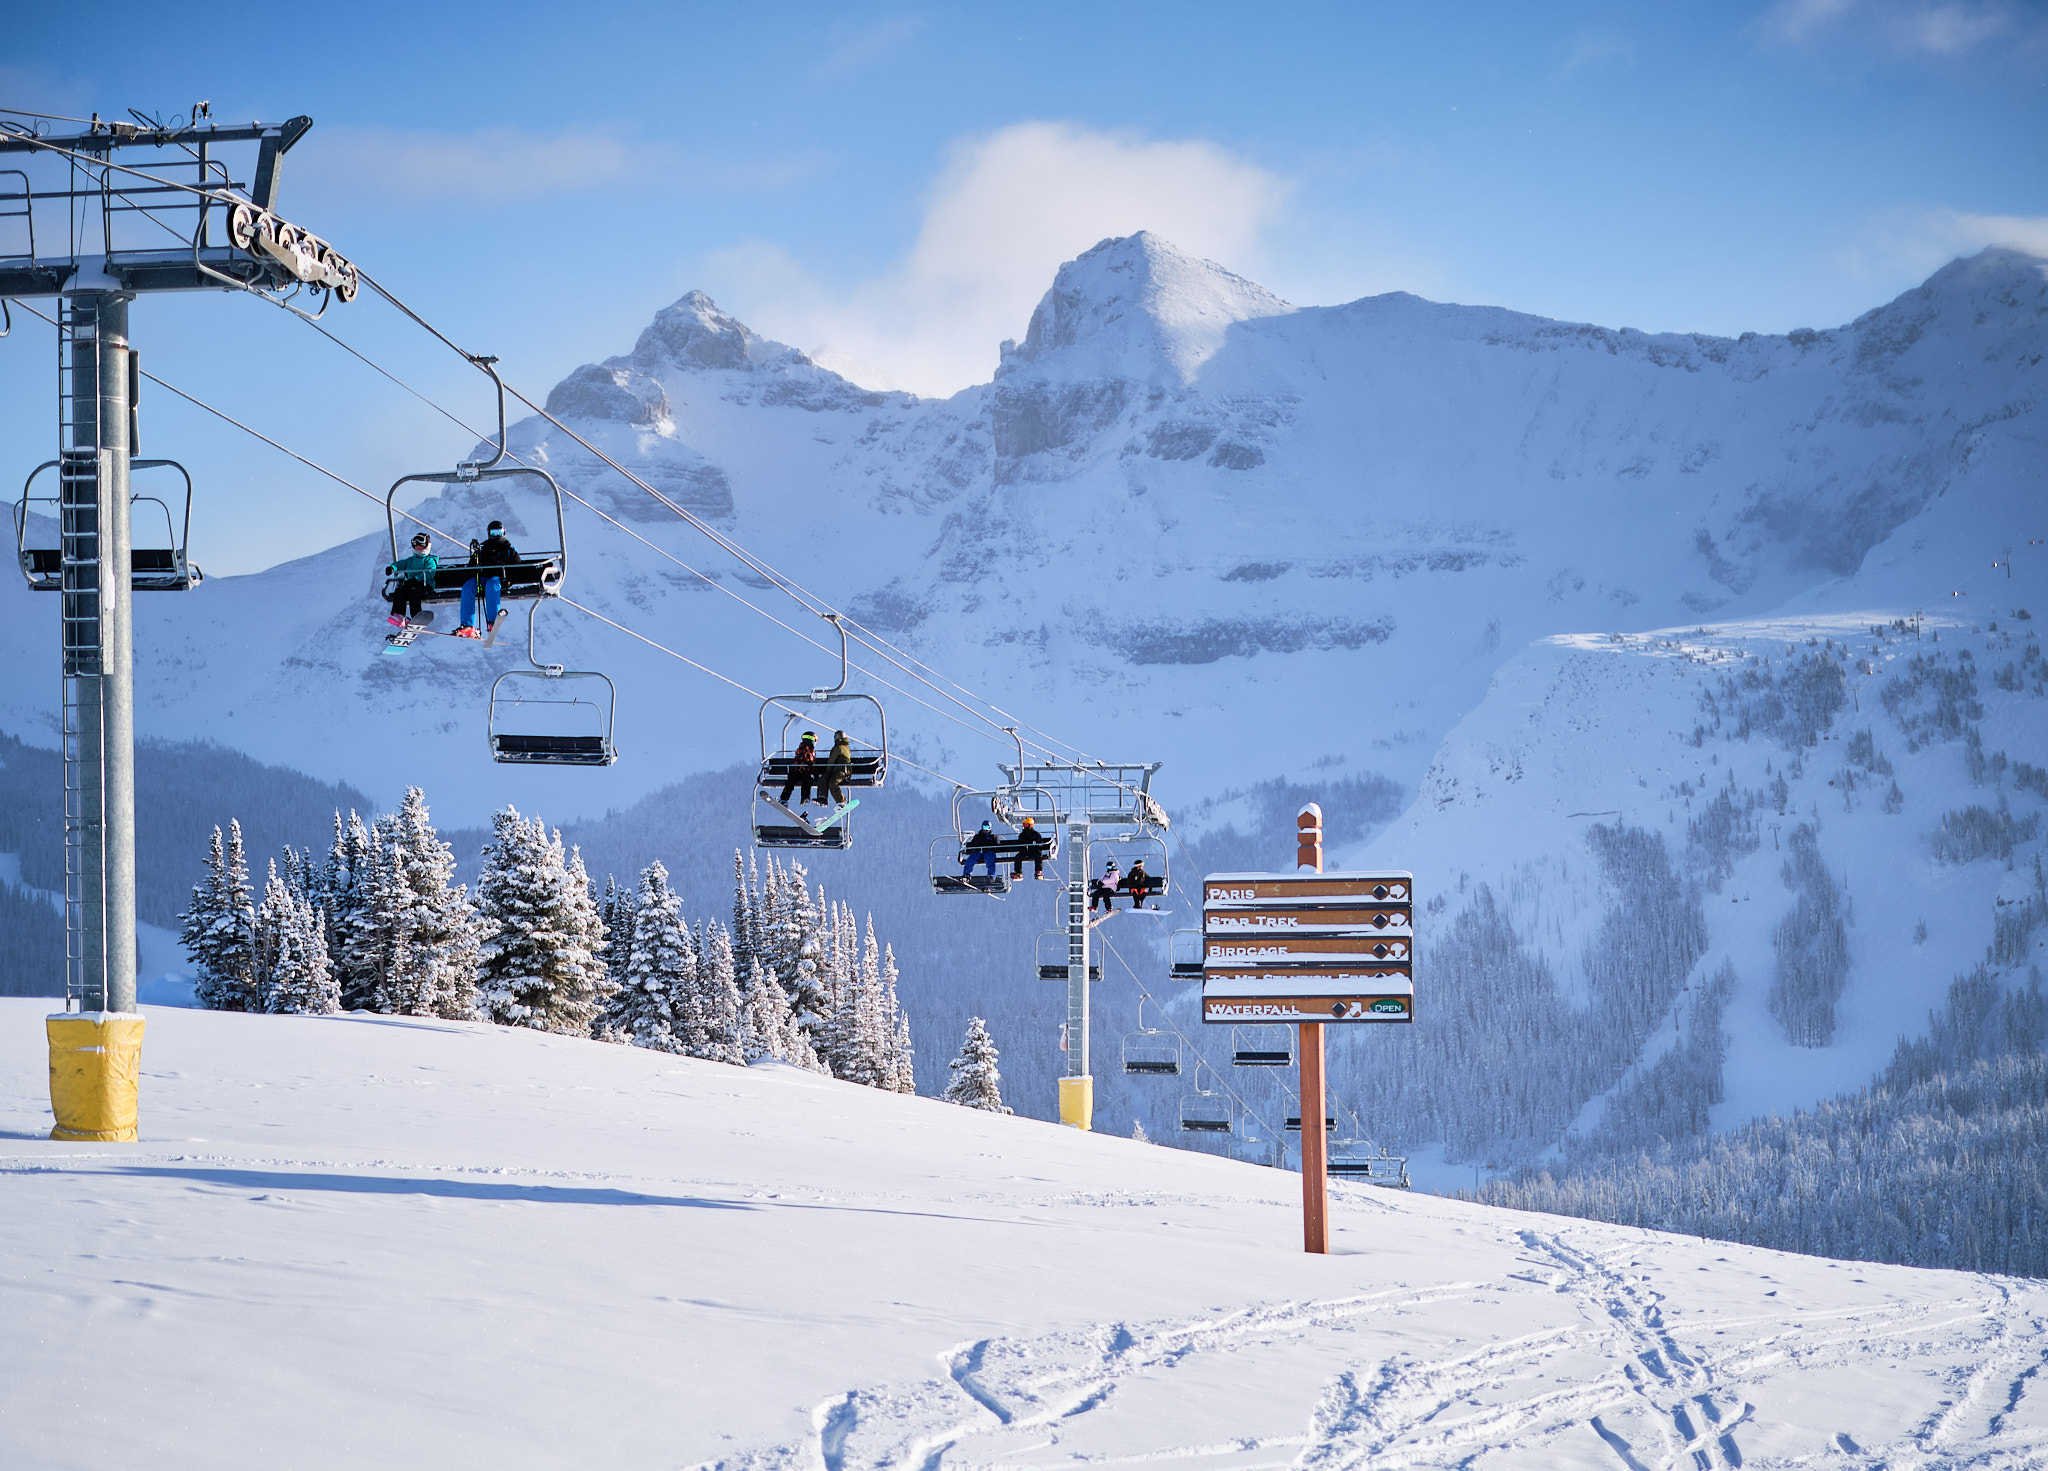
(457, 520), (519, 638)
(960, 821), (1002, 877)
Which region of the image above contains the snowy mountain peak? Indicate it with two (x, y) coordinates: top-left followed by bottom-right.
(998, 232), (1292, 386)
(631, 290), (805, 375)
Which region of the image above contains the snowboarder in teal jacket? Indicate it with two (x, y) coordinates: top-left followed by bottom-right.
(386, 533), (439, 621)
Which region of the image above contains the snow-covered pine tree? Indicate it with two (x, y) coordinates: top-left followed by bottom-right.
(597, 875), (635, 1003)
(565, 844), (614, 1027)
(879, 936), (915, 1094)
(254, 860), (339, 1016)
(474, 807), (609, 1035)
(678, 919), (745, 1065)
(740, 957), (822, 1070)
(730, 849), (758, 985)
(333, 817), (388, 1010)
(782, 861), (833, 1052)
(370, 788), (485, 1019)
(182, 821), (258, 1011)
(943, 1016), (1010, 1114)
(614, 860), (692, 1053)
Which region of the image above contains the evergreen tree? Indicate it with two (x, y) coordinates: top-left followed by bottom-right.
(182, 821), (257, 1011)
(730, 849), (758, 986)
(614, 861), (692, 1052)
(943, 1017), (1011, 1114)
(739, 957), (821, 1070)
(370, 788), (485, 1019)
(566, 844), (615, 1026)
(596, 873), (636, 1036)
(879, 938), (916, 1094)
(678, 919), (745, 1064)
(254, 860), (339, 1016)
(474, 807), (609, 1035)
(334, 820), (390, 1011)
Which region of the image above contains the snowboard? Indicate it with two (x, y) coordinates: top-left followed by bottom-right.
(381, 609), (506, 654)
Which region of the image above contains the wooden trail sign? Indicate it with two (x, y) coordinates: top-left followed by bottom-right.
(1198, 814), (1417, 1256)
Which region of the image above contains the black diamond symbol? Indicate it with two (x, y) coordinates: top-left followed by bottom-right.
(1372, 942), (1389, 958)
(1373, 913), (1388, 928)
(1372, 884), (1389, 899)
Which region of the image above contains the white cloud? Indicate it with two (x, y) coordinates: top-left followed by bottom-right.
(1557, 30), (1637, 75)
(815, 15), (927, 77)
(1837, 207), (2048, 283)
(300, 125), (650, 203)
(1761, 0), (2032, 54)
(699, 121), (1294, 396)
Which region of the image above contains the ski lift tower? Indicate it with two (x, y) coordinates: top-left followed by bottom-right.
(997, 759), (1167, 1130)
(0, 107), (349, 1140)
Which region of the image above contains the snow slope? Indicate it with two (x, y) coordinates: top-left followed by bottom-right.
(2, 997), (2044, 1470)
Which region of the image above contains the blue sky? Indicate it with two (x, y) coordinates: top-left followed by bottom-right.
(3, 0), (2044, 571)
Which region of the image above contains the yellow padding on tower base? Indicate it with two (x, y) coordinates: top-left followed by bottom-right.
(1058, 1074), (1094, 1132)
(47, 1012), (145, 1142)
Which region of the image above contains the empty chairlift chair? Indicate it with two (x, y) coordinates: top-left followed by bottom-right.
(1231, 1024), (1293, 1067)
(16, 456), (202, 592)
(487, 601), (618, 766)
(753, 614), (887, 851)
(1179, 1076), (1233, 1135)
(1035, 930), (1101, 982)
(1121, 1000), (1181, 1077)
(1169, 928), (1203, 981)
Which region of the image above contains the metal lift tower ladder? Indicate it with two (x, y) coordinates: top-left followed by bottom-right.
(996, 761), (1167, 1130)
(1, 114), (334, 1021)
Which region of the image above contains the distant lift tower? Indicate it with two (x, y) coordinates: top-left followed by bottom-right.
(0, 109), (345, 1137)
(997, 760), (1168, 1129)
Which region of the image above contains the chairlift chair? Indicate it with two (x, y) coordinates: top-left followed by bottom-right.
(16, 456), (202, 591)
(381, 359), (566, 608)
(487, 601), (618, 766)
(1085, 830), (1170, 915)
(1121, 998), (1181, 1076)
(1327, 1113), (1410, 1187)
(753, 614), (887, 850)
(1034, 930), (1101, 982)
(1328, 1148), (1412, 1188)
(1169, 927), (1203, 981)
(1179, 1067), (1233, 1134)
(930, 788), (1061, 897)
(1231, 1023), (1294, 1068)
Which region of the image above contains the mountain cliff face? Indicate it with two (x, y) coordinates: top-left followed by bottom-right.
(2, 234), (2041, 1160)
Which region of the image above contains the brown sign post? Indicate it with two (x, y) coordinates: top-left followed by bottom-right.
(1198, 819), (1415, 1256)
(1295, 805), (1330, 1254)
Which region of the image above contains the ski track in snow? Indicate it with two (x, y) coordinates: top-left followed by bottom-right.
(697, 1229), (2048, 1471)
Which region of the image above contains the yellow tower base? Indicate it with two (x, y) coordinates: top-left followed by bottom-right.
(1057, 1074), (1094, 1131)
(47, 1012), (145, 1142)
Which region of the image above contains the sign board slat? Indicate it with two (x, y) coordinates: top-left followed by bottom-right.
(1202, 872), (1411, 907)
(1206, 935), (1412, 966)
(1203, 993), (1413, 1023)
(1204, 905), (1411, 936)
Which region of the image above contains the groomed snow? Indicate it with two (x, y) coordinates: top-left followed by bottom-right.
(3, 998), (2042, 1469)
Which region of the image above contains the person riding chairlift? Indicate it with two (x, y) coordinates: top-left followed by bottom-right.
(456, 519), (519, 639)
(819, 729), (854, 808)
(960, 820), (1002, 880)
(1011, 816), (1052, 881)
(386, 532), (438, 624)
(778, 730), (819, 812)
(1089, 858), (1121, 912)
(1120, 857), (1160, 909)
